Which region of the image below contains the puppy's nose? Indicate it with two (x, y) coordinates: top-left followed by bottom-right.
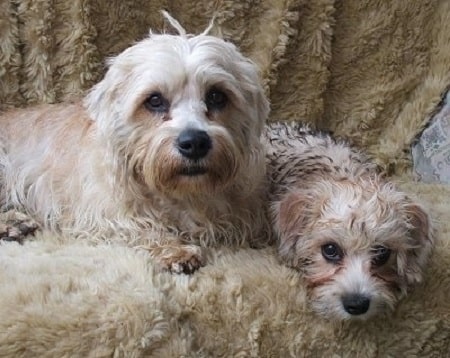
(342, 294), (370, 315)
(176, 129), (212, 160)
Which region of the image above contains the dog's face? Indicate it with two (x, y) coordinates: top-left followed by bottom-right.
(85, 33), (269, 197)
(274, 179), (433, 320)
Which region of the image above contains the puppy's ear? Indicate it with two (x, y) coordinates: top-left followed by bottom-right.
(272, 190), (314, 268)
(400, 200), (434, 286)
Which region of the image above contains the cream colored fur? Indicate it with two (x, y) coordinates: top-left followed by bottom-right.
(265, 122), (434, 320)
(0, 218), (448, 357)
(1, 2), (450, 355)
(0, 14), (270, 273)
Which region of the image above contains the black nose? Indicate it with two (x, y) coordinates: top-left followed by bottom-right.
(176, 129), (212, 160)
(342, 294), (370, 315)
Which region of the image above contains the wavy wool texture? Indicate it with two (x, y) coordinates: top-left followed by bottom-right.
(0, 183), (449, 357)
(2, 0), (450, 172)
(0, 0), (450, 356)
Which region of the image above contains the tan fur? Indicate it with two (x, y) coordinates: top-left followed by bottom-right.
(0, 220), (448, 357)
(0, 14), (271, 273)
(1, 1), (450, 355)
(265, 122), (434, 320)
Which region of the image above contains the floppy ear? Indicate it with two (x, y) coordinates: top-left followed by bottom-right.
(83, 58), (124, 131)
(400, 200), (435, 286)
(272, 190), (314, 268)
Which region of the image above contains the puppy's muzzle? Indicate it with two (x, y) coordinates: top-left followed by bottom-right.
(176, 129), (212, 160)
(342, 294), (370, 315)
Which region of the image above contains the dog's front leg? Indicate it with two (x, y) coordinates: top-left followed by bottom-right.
(138, 235), (204, 274)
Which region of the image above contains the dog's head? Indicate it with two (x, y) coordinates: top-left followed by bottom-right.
(85, 13), (269, 198)
(273, 178), (434, 320)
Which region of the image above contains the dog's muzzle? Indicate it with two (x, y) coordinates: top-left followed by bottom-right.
(341, 294), (370, 315)
(176, 129), (212, 160)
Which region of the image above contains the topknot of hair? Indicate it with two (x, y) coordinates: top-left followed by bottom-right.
(160, 10), (216, 38)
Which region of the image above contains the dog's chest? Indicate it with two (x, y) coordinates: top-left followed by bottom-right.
(142, 195), (232, 238)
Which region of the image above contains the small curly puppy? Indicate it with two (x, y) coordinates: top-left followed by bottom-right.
(0, 13), (270, 273)
(265, 122), (434, 320)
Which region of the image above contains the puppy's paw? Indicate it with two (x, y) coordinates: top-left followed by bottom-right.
(0, 210), (40, 244)
(139, 242), (204, 274)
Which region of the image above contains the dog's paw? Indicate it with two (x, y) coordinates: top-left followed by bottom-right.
(0, 210), (40, 244)
(166, 251), (204, 274)
(139, 242), (204, 274)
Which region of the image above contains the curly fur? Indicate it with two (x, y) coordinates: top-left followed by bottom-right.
(265, 122), (434, 320)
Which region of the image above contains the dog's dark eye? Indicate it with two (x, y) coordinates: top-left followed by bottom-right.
(144, 92), (169, 113)
(371, 245), (391, 266)
(321, 243), (343, 263)
(205, 88), (228, 111)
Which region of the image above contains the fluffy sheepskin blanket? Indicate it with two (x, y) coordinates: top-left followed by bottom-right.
(1, 1), (450, 356)
(0, 181), (449, 357)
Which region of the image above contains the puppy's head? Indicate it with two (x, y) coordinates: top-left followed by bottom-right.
(85, 13), (269, 198)
(273, 178), (434, 321)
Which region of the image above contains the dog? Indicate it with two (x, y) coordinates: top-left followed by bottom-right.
(0, 12), (270, 274)
(265, 122), (434, 320)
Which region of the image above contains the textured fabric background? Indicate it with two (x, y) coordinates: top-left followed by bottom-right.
(0, 179), (449, 357)
(1, 1), (450, 356)
(2, 0), (450, 174)
(413, 90), (450, 183)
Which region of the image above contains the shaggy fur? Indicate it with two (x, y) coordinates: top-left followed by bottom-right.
(0, 13), (270, 273)
(1, 1), (450, 355)
(0, 218), (448, 357)
(265, 122), (434, 320)
(3, 1), (450, 174)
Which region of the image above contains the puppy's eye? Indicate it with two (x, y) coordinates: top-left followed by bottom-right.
(205, 88), (228, 111)
(144, 92), (169, 112)
(371, 245), (391, 266)
(321, 243), (343, 263)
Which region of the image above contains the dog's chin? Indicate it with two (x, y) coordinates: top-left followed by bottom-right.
(172, 173), (224, 196)
(141, 143), (240, 197)
(178, 166), (208, 177)
(152, 163), (233, 197)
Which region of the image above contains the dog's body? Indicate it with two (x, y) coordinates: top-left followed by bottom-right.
(265, 122), (434, 320)
(0, 14), (270, 273)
